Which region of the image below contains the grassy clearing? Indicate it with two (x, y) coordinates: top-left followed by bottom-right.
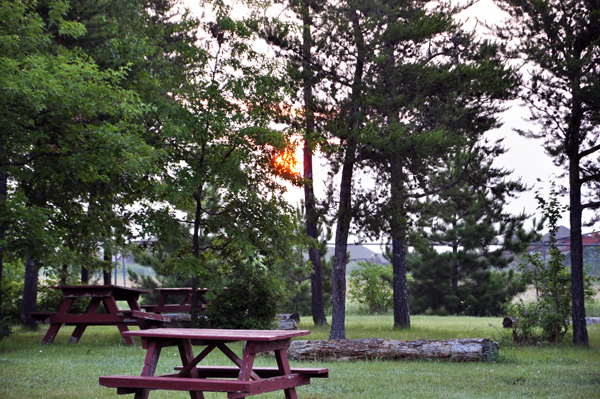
(1, 316), (599, 398)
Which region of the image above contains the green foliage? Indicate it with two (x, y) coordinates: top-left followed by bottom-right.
(1, 259), (24, 323)
(348, 262), (393, 315)
(128, 224), (194, 305)
(509, 183), (598, 344)
(0, 319), (11, 338)
(0, 0), (156, 287)
(138, 1), (300, 322)
(408, 145), (534, 316)
(276, 207), (332, 316)
(205, 261), (285, 330)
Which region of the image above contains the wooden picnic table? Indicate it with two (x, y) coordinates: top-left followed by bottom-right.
(141, 287), (209, 314)
(99, 328), (329, 399)
(29, 285), (160, 345)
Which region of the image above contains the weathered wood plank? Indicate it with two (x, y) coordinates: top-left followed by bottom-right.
(287, 338), (498, 362)
(172, 366), (329, 379)
(99, 373), (310, 394)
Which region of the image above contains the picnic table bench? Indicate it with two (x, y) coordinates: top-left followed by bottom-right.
(141, 287), (209, 314)
(29, 285), (165, 345)
(99, 328), (328, 399)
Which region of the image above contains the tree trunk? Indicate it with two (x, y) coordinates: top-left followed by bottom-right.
(329, 5), (365, 341)
(81, 266), (89, 284)
(392, 235), (410, 328)
(301, 1), (327, 327)
(60, 264), (68, 285)
(567, 87), (588, 346)
(390, 161), (410, 328)
(21, 256), (39, 330)
(103, 247), (112, 285)
(190, 276), (200, 327)
(569, 152), (588, 345)
(288, 338), (498, 362)
(329, 141), (356, 340)
(451, 220), (459, 291)
(190, 193), (203, 325)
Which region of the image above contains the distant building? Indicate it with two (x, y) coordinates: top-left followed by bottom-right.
(528, 226), (599, 256)
(324, 244), (388, 265)
(527, 226), (600, 275)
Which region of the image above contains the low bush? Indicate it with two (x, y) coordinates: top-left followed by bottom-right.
(206, 261), (285, 329)
(508, 184), (598, 344)
(348, 261), (393, 314)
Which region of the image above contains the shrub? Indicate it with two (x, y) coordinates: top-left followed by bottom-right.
(1, 259), (24, 323)
(348, 262), (393, 314)
(206, 262), (285, 330)
(508, 183), (598, 344)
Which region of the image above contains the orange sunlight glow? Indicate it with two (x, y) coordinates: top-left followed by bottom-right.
(274, 149), (302, 176)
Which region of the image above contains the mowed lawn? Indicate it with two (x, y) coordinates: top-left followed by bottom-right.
(1, 315), (599, 398)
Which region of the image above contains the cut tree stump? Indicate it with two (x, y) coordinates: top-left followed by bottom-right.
(276, 313), (299, 330)
(288, 338), (498, 362)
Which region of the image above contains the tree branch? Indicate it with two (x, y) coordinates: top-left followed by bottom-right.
(582, 201), (600, 210)
(580, 172), (600, 185)
(579, 143), (600, 160)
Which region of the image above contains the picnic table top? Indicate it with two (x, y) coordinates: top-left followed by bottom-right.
(154, 287), (209, 293)
(122, 328), (311, 341)
(50, 285), (151, 296)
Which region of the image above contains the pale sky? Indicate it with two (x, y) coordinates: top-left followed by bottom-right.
(182, 0), (595, 238)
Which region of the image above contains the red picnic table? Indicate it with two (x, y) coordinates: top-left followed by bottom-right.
(29, 285), (168, 345)
(141, 287), (209, 314)
(99, 328), (329, 399)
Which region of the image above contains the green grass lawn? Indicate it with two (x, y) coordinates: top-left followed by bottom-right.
(1, 316), (599, 398)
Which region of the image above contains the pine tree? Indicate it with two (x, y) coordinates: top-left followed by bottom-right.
(492, 0), (600, 345)
(342, 1), (519, 329)
(408, 144), (536, 316)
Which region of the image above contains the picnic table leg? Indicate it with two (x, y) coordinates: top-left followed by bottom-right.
(125, 296), (143, 312)
(134, 338), (163, 399)
(68, 298), (101, 343)
(102, 296), (135, 345)
(153, 292), (168, 314)
(275, 349), (297, 399)
(41, 297), (75, 344)
(238, 343), (256, 382)
(177, 339), (205, 399)
(217, 343), (261, 382)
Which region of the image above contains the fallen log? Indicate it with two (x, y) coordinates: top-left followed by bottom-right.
(288, 338), (498, 362)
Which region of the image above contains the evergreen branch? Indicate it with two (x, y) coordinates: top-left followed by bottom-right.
(580, 172), (600, 185)
(582, 201), (600, 210)
(578, 143), (600, 160)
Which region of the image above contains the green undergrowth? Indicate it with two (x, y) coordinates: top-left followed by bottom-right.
(1, 316), (599, 398)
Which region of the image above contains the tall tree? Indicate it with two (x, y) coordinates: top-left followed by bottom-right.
(143, 0), (300, 324)
(318, 0), (369, 340)
(299, 0), (328, 327)
(350, 2), (518, 329)
(0, 0), (152, 329)
(493, 0), (600, 345)
(259, 0), (329, 325)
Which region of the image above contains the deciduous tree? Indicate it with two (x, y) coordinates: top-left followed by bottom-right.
(0, 0), (152, 329)
(143, 0), (300, 324)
